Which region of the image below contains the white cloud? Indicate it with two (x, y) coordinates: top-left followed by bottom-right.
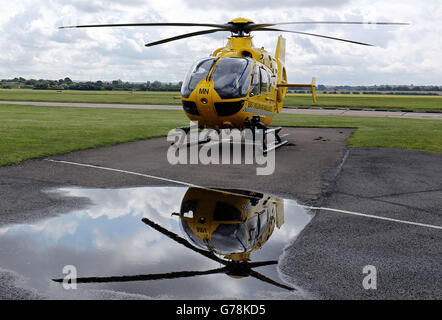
(50, 187), (185, 221)
(0, 0), (440, 84)
(184, 0), (350, 10)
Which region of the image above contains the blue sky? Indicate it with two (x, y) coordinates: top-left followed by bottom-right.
(0, 0), (440, 85)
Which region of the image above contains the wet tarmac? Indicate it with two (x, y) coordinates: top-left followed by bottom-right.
(0, 186), (314, 300)
(0, 129), (440, 299)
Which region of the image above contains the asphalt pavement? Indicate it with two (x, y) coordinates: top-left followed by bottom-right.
(0, 127), (440, 299)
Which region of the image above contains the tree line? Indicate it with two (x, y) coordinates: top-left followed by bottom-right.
(1, 77), (441, 93)
(317, 84), (442, 92)
(0, 77), (183, 91)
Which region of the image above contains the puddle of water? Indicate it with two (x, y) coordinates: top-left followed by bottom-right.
(0, 186), (313, 300)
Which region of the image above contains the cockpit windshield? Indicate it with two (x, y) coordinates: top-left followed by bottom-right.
(208, 223), (249, 254)
(181, 220), (250, 255)
(181, 57), (216, 98)
(212, 57), (252, 99)
(180, 219), (207, 249)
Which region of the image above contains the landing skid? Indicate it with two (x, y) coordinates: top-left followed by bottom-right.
(171, 123), (289, 154)
(245, 116), (289, 154)
(171, 126), (211, 148)
(260, 127), (289, 154)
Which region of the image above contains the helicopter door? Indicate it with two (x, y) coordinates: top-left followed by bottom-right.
(249, 65), (260, 97)
(260, 68), (269, 94)
(247, 214), (259, 247)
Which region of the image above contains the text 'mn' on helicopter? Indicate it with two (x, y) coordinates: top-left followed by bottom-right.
(60, 18), (407, 148)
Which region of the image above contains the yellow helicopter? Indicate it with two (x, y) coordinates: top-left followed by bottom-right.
(53, 187), (293, 291)
(177, 187), (284, 263)
(60, 18), (406, 149)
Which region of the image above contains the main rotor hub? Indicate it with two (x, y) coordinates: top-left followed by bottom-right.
(228, 18), (255, 37)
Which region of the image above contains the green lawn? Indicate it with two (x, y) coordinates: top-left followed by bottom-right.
(1, 89), (442, 112)
(0, 104), (187, 166)
(272, 114), (442, 153)
(284, 93), (442, 112)
(0, 89), (181, 105)
(0, 104), (441, 167)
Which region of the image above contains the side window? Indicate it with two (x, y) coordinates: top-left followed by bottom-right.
(247, 214), (259, 247)
(250, 65), (260, 97)
(258, 209), (269, 239)
(260, 68), (269, 94)
(267, 72), (273, 91)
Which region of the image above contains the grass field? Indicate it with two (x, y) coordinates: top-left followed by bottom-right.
(0, 89), (180, 105)
(1, 89), (442, 112)
(0, 104), (185, 166)
(272, 114), (442, 154)
(284, 93), (442, 112)
(0, 104), (441, 167)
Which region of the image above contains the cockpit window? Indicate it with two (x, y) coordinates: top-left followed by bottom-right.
(247, 214), (259, 247)
(213, 202), (242, 221)
(209, 223), (249, 254)
(258, 209), (269, 238)
(260, 68), (269, 94)
(180, 199), (198, 217)
(180, 219), (207, 249)
(181, 57), (216, 98)
(250, 65), (260, 97)
(212, 57), (252, 99)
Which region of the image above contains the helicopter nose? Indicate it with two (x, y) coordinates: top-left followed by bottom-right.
(195, 82), (214, 110)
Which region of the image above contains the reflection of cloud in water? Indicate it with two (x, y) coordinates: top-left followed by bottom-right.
(0, 217), (79, 242)
(91, 228), (206, 266)
(53, 187), (186, 221)
(32, 219), (79, 242)
(0, 186), (314, 300)
(271, 200), (313, 241)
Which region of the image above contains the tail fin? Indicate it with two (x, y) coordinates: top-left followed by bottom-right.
(275, 35), (286, 64)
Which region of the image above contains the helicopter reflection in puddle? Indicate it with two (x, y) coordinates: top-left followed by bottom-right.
(53, 187), (294, 291)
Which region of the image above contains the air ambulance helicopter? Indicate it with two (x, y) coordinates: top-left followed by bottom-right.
(60, 18), (407, 150)
(176, 187), (284, 263)
(53, 187), (293, 291)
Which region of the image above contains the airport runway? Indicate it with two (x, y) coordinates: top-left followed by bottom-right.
(0, 128), (440, 299)
(1, 100), (441, 120)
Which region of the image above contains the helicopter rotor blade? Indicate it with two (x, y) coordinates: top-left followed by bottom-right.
(141, 217), (228, 265)
(145, 28), (224, 47)
(250, 21), (408, 30)
(59, 20), (407, 47)
(254, 27), (374, 46)
(53, 267), (228, 284)
(247, 260), (279, 268)
(249, 270), (296, 291)
(59, 22), (230, 30)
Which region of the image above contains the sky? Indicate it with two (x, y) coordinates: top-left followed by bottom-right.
(0, 0), (441, 85)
